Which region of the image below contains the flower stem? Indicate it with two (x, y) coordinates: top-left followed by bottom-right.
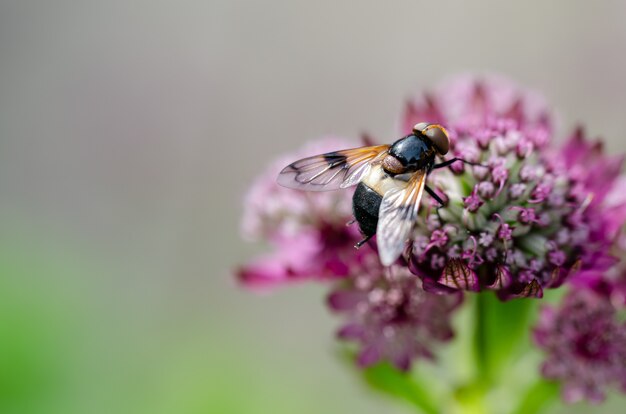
(452, 382), (489, 414)
(472, 292), (492, 387)
(472, 292), (536, 386)
(458, 292), (540, 413)
(511, 379), (559, 414)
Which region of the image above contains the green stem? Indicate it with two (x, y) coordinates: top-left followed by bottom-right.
(461, 292), (540, 413)
(511, 379), (559, 414)
(472, 293), (491, 387)
(449, 294), (491, 414)
(452, 383), (489, 414)
(472, 292), (536, 386)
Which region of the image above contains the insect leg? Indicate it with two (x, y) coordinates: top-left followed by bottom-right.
(425, 185), (447, 224)
(432, 158), (488, 170)
(425, 185), (445, 206)
(355, 234), (374, 249)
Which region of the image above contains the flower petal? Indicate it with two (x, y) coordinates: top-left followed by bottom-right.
(421, 278), (461, 295)
(327, 290), (365, 311)
(439, 259), (480, 292)
(486, 265), (512, 290)
(501, 279), (543, 300)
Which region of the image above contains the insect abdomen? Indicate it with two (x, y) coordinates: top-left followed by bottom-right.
(352, 182), (383, 237)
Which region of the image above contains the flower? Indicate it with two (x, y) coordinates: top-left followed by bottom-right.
(241, 137), (356, 242)
(328, 254), (462, 371)
(237, 74), (626, 390)
(533, 289), (626, 403)
(401, 74), (551, 145)
(533, 204), (626, 404)
(401, 76), (626, 299)
(238, 137), (362, 289)
(553, 128), (626, 291)
(238, 134), (464, 369)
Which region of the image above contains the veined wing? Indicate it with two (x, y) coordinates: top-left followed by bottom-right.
(377, 170), (427, 266)
(277, 145), (389, 191)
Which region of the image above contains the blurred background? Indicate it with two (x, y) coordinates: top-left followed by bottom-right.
(1, 1), (626, 413)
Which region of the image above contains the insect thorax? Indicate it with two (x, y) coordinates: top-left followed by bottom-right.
(362, 164), (411, 196)
(389, 133), (436, 171)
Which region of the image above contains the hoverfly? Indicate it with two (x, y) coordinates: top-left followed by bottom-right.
(277, 123), (479, 266)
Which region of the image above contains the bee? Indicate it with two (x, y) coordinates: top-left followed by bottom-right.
(277, 123), (479, 266)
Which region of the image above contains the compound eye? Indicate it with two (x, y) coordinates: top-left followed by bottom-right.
(412, 122), (430, 133)
(423, 125), (450, 155)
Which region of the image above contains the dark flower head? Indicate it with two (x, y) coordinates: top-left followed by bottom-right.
(534, 289), (626, 403)
(328, 257), (462, 371)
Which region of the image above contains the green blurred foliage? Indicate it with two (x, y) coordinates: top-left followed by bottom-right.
(0, 231), (82, 413)
(0, 224), (408, 414)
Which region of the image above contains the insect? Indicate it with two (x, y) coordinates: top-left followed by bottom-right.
(277, 122), (480, 266)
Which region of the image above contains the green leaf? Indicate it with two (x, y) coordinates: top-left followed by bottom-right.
(362, 363), (438, 414)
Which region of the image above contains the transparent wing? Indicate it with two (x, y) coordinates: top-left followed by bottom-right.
(277, 145), (389, 191)
(377, 170), (427, 266)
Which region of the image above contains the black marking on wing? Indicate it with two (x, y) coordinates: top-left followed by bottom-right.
(277, 145), (389, 192)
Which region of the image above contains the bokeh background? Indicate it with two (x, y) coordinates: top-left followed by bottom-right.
(1, 1), (626, 413)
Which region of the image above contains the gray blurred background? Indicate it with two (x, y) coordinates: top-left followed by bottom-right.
(1, 1), (626, 413)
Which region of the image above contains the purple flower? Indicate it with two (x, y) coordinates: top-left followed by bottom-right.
(477, 181), (495, 199)
(237, 229), (362, 289)
(463, 186), (483, 213)
(561, 128), (626, 236)
(534, 289), (626, 403)
(401, 74), (552, 144)
(511, 207), (538, 225)
(401, 75), (626, 299)
(328, 260), (462, 371)
(552, 128), (626, 293)
(239, 137), (363, 289)
(241, 137), (356, 242)
(238, 74), (626, 380)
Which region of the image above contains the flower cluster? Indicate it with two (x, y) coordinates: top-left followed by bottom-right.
(328, 259), (462, 371)
(238, 74), (626, 403)
(534, 288), (626, 403)
(398, 75), (626, 300)
(238, 137), (361, 288)
(239, 137), (461, 369)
